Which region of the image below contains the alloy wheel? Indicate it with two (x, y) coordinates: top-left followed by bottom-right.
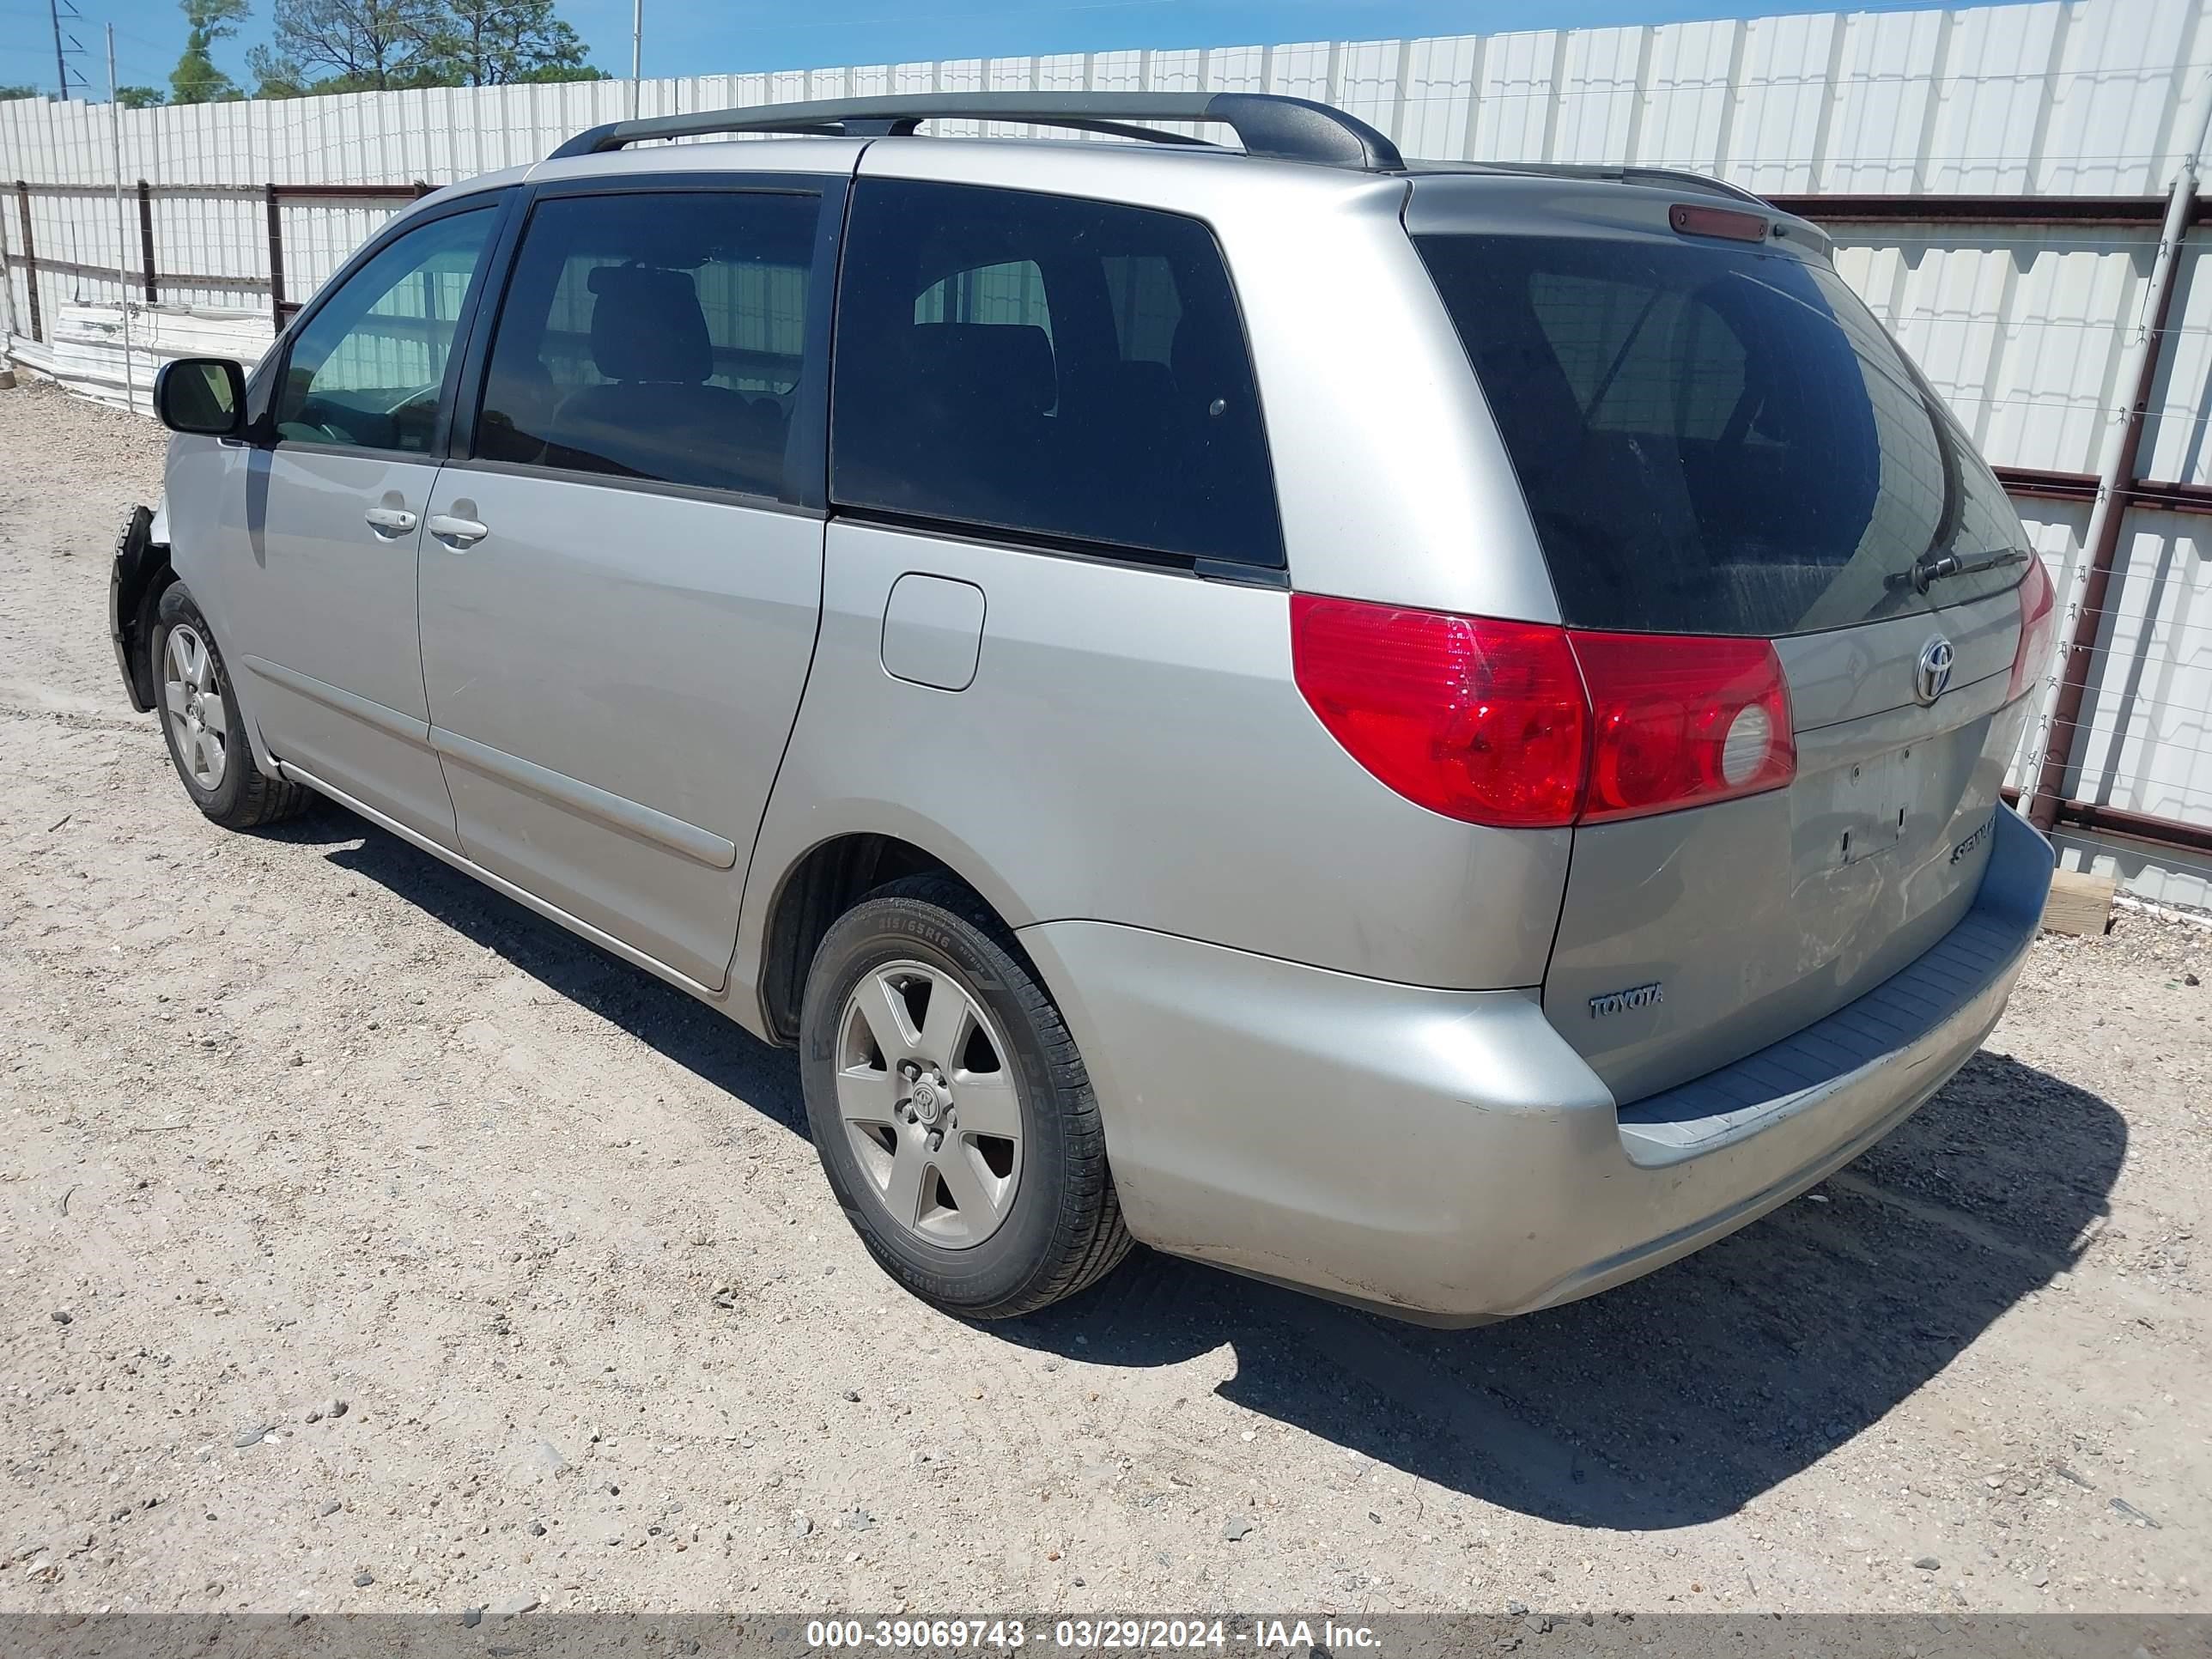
(834, 959), (1024, 1248)
(163, 623), (228, 791)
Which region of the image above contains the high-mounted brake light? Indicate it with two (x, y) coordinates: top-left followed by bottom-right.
(2008, 555), (2057, 703)
(1669, 202), (1770, 243)
(1290, 596), (1798, 830)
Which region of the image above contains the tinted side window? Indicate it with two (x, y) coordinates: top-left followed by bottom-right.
(831, 179), (1282, 568)
(274, 206), (495, 454)
(916, 258), (1049, 333)
(474, 189), (820, 496)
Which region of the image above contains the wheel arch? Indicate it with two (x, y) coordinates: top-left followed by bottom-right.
(112, 507), (176, 714)
(744, 814), (1041, 1048)
(150, 571), (286, 778)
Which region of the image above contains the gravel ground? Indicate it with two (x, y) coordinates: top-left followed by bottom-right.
(0, 376), (2206, 1619)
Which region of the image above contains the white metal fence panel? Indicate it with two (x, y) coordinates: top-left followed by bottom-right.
(3, 0), (2209, 889)
(1822, 227), (2212, 855)
(2143, 233), (2212, 488)
(2086, 510), (2212, 821)
(8, 299), (271, 413)
(1831, 227), (2165, 482)
(3, 0), (2209, 195)
(2, 0), (2205, 349)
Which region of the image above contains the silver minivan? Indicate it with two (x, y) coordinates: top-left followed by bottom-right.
(114, 92), (2057, 1325)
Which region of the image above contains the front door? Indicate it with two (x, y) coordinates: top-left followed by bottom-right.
(231, 200), (504, 848)
(417, 181), (835, 989)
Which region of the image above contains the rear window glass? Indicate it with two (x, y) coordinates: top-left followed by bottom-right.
(1416, 234), (2027, 636)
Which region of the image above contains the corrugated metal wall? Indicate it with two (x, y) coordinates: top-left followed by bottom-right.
(11, 1), (2211, 184)
(1827, 216), (2212, 899)
(3, 0), (2209, 903)
(9, 0), (2212, 299)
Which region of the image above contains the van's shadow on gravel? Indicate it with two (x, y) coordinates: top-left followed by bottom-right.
(1014, 1055), (2125, 1534)
(310, 811), (2124, 1534)
(307, 816), (810, 1130)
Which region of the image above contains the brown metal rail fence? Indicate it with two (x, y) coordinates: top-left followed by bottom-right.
(3, 179), (2208, 867)
(1767, 190), (2212, 867)
(3, 179), (431, 339)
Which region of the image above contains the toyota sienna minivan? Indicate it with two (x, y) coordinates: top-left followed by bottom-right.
(113, 91), (2057, 1323)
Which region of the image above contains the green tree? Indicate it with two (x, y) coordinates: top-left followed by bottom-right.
(171, 0), (249, 105)
(249, 0), (440, 94)
(422, 0), (599, 87)
(116, 86), (168, 108)
(0, 86), (43, 100)
(247, 51), (311, 98)
(250, 0), (605, 97)
(514, 61), (608, 83)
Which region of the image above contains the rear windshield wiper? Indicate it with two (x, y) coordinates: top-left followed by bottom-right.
(1889, 547), (2027, 595)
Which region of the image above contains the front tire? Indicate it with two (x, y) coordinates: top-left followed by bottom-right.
(152, 583), (311, 830)
(799, 875), (1132, 1319)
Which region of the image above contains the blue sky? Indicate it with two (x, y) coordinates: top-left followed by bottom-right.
(7, 0), (2005, 100)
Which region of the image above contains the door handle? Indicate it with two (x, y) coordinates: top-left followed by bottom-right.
(363, 506), (417, 534)
(427, 514), (489, 548)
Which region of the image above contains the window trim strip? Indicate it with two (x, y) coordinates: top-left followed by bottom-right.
(437, 453), (828, 519)
(830, 505), (1291, 586)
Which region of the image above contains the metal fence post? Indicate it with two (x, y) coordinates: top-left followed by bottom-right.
(107, 26), (140, 416)
(2024, 137), (2204, 833)
(264, 182), (286, 335)
(137, 180), (155, 302)
(12, 181), (41, 343)
(0, 181), (15, 344)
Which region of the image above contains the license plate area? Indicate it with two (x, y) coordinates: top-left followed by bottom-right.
(1820, 741), (1924, 867)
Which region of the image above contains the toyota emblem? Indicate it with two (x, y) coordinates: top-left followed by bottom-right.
(1915, 636), (1955, 706)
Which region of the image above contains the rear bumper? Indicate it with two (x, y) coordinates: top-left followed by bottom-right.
(1019, 806), (2052, 1325)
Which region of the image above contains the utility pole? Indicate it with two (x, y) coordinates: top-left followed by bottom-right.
(630, 0), (642, 119)
(106, 24), (138, 414)
(49, 0), (88, 100)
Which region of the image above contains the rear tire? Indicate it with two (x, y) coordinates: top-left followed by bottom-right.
(799, 875), (1132, 1319)
(152, 583), (312, 831)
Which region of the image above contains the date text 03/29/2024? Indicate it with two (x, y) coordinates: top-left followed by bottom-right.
(803, 1619), (1381, 1651)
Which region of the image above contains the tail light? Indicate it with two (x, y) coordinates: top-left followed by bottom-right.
(1288, 597), (1587, 827)
(1570, 630), (1796, 822)
(2007, 555), (2057, 702)
(1290, 595), (1796, 830)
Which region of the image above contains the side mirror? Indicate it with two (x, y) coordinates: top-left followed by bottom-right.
(154, 357), (247, 438)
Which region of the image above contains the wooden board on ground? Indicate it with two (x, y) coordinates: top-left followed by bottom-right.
(2042, 868), (2118, 936)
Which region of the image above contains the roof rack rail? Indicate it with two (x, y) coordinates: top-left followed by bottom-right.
(546, 91), (1406, 173)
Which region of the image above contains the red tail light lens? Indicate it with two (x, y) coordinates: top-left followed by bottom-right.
(1569, 630), (1796, 823)
(2008, 555), (2057, 702)
(1289, 595), (1589, 828)
(1290, 595), (1797, 829)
